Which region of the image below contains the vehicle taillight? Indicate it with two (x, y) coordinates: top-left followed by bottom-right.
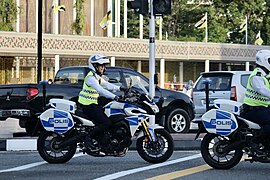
(230, 86), (237, 101)
(27, 87), (39, 100)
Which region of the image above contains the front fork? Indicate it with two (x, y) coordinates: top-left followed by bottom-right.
(142, 120), (157, 142)
(141, 115), (159, 142)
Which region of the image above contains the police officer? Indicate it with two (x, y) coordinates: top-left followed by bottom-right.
(241, 49), (270, 151)
(78, 54), (126, 151)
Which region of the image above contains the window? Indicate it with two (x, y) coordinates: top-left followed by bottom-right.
(54, 69), (85, 85)
(241, 74), (250, 88)
(194, 74), (232, 91)
(102, 71), (122, 86)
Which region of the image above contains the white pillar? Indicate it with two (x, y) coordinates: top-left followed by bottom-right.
(49, 67), (54, 79)
(228, 65), (231, 71)
(31, 67), (35, 83)
(124, 0), (127, 38)
(115, 0), (121, 37)
(179, 62), (183, 85)
(219, 63), (222, 71)
(11, 67), (14, 79)
(107, 0), (113, 37)
(245, 61), (250, 71)
(90, 0), (94, 36)
(160, 59), (165, 88)
(159, 17), (163, 40)
(205, 60), (210, 72)
(137, 60), (142, 73)
(16, 57), (20, 78)
(16, 0), (20, 32)
(110, 57), (115, 66)
(36, 0), (38, 33)
(139, 15), (143, 39)
(46, 67), (49, 80)
(55, 55), (60, 75)
(53, 0), (59, 34)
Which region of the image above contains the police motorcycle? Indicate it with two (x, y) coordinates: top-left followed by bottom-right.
(194, 98), (270, 169)
(37, 79), (174, 164)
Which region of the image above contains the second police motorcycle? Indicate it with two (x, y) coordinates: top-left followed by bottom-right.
(194, 80), (270, 169)
(37, 79), (174, 164)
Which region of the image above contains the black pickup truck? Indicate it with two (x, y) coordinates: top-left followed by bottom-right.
(0, 66), (195, 135)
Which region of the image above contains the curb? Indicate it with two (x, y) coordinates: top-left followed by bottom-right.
(0, 138), (201, 151)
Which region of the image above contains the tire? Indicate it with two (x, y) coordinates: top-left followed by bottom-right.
(136, 129), (174, 163)
(37, 131), (77, 163)
(166, 108), (190, 133)
(201, 133), (243, 169)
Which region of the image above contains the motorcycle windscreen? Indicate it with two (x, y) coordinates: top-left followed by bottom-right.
(40, 108), (74, 134)
(201, 109), (238, 136)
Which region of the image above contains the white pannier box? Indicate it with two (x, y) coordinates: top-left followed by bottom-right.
(214, 99), (243, 115)
(49, 98), (76, 114)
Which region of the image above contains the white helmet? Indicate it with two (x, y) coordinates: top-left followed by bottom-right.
(88, 54), (110, 73)
(256, 49), (270, 71)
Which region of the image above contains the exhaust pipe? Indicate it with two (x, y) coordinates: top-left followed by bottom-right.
(59, 134), (83, 148)
(223, 140), (246, 153)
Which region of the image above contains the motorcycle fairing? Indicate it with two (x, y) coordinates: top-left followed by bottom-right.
(40, 108), (74, 134)
(201, 109), (238, 136)
(104, 101), (147, 117)
(125, 114), (146, 135)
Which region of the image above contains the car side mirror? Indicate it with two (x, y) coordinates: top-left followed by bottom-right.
(154, 73), (158, 85)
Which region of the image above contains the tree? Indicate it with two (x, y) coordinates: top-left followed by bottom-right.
(124, 0), (270, 45)
(0, 0), (19, 31)
(71, 0), (85, 35)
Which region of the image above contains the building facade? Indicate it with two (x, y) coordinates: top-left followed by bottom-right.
(0, 0), (266, 89)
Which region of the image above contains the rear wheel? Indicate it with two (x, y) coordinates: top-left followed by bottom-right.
(37, 131), (77, 163)
(166, 108), (190, 133)
(201, 133), (243, 169)
(136, 129), (174, 163)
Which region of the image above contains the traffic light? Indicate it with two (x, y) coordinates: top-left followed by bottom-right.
(127, 0), (149, 16)
(153, 0), (171, 16)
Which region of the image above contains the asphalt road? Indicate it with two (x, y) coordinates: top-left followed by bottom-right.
(0, 150), (269, 180)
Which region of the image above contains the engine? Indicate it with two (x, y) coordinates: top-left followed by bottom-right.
(99, 125), (132, 155)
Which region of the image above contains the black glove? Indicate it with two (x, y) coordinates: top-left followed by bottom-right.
(120, 86), (128, 92)
(114, 96), (120, 101)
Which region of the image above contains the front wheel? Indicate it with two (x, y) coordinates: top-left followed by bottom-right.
(136, 129), (174, 163)
(37, 131), (77, 163)
(201, 133), (243, 169)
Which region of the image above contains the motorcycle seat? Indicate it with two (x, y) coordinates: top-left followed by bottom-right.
(75, 109), (89, 119)
(238, 116), (261, 130)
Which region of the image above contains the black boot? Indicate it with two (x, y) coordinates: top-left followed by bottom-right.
(84, 135), (100, 152)
(250, 137), (265, 155)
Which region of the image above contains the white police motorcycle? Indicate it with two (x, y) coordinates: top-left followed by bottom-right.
(37, 80), (174, 164)
(194, 99), (270, 169)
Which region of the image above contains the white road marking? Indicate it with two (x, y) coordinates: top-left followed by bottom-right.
(0, 152), (85, 173)
(94, 153), (202, 180)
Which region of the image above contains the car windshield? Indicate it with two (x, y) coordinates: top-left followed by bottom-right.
(194, 74), (232, 91)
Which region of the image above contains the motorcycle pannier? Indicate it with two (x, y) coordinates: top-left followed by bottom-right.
(201, 109), (238, 136)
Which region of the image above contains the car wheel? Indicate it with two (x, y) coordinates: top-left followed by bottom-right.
(166, 108), (190, 133)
